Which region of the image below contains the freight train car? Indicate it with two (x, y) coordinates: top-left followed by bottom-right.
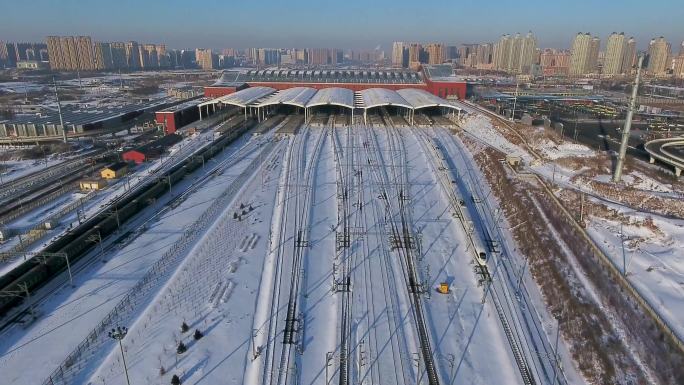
(0, 120), (256, 315)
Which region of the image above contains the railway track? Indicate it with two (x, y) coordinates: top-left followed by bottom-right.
(360, 123), (440, 385)
(0, 150), (107, 205)
(258, 124), (326, 385)
(0, 119), (258, 318)
(0, 130), (274, 333)
(277, 125), (326, 385)
(429, 126), (565, 385)
(0, 161), (105, 224)
(362, 129), (413, 385)
(331, 126), (352, 385)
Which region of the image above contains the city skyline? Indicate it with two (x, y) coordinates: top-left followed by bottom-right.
(0, 0), (683, 50)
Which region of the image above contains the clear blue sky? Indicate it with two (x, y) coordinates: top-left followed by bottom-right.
(0, 0), (682, 50)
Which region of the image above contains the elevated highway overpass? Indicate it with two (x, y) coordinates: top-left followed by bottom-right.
(645, 137), (684, 177)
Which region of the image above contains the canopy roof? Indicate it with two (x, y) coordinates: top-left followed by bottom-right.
(305, 87), (355, 109)
(199, 86), (276, 108)
(255, 87), (317, 108)
(359, 88), (413, 110)
(397, 88), (461, 110)
(197, 86), (458, 112)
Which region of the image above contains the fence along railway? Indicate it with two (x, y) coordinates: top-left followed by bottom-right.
(0, 117), (256, 318)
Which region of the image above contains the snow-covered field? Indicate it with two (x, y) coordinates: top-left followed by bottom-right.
(535, 139), (594, 160)
(0, 124), (542, 385)
(587, 202), (684, 340)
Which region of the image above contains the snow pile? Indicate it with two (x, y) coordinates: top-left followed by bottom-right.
(593, 172), (673, 194)
(460, 114), (530, 160)
(536, 139), (594, 160)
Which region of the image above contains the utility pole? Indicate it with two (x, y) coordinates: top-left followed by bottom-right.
(613, 55), (644, 182)
(53, 76), (67, 143)
(108, 326), (131, 385)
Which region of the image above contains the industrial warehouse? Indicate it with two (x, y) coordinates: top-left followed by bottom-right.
(0, 97), (188, 141)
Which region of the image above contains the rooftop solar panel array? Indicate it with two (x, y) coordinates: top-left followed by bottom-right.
(230, 69), (424, 84)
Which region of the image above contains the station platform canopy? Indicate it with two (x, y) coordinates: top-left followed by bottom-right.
(359, 88), (413, 110)
(255, 87), (317, 109)
(197, 85), (460, 123)
(199, 86), (276, 109)
(305, 87), (355, 109)
(397, 88), (461, 111)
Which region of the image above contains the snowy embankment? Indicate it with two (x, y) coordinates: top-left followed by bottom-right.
(90, 141), (285, 385)
(585, 200), (684, 341)
(0, 133), (267, 384)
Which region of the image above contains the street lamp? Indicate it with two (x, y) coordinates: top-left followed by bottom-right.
(108, 326), (132, 385)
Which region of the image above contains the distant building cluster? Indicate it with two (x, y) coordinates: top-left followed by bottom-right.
(399, 32), (683, 78)
(1, 31), (683, 79)
(46, 36), (175, 71)
(0, 41), (49, 69)
(391, 42), (446, 70)
(1, 36), (201, 72)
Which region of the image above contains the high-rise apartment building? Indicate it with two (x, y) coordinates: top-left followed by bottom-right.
(458, 44), (478, 67)
(392, 42), (408, 68)
(125, 41), (141, 70)
(94, 42), (113, 70)
(139, 44), (159, 69)
(603, 32), (628, 75)
(493, 35), (512, 71)
(445, 46), (458, 61)
(622, 37), (637, 73)
(540, 49), (570, 75)
(195, 48), (217, 70)
(493, 32), (537, 73)
(0, 42), (8, 67)
(647, 36), (671, 76)
(407, 43), (422, 70)
(674, 54), (684, 78)
(475, 44), (493, 68)
(307, 48), (329, 65)
(569, 33), (600, 76)
(110, 42), (127, 69)
(425, 43), (444, 65)
(46, 35), (95, 71)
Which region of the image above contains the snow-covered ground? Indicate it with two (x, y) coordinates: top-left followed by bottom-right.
(0, 158), (67, 184)
(586, 202), (684, 340)
(535, 139), (594, 160)
(0, 123), (542, 385)
(0, 128), (272, 384)
(0, 132), (214, 275)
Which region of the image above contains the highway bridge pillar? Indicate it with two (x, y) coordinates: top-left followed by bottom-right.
(676, 167), (681, 177)
(649, 156), (655, 164)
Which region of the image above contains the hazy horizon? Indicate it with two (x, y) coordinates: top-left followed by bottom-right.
(1, 0), (683, 51)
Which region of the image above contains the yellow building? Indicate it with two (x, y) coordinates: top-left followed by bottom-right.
(100, 162), (128, 179)
(79, 179), (106, 191)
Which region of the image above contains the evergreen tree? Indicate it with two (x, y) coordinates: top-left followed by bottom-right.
(171, 374), (181, 385)
(176, 341), (187, 354)
(193, 329), (203, 340)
